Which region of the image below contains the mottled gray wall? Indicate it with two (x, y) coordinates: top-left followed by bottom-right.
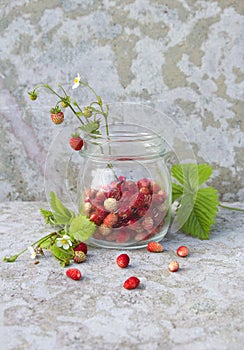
(0, 0), (243, 202)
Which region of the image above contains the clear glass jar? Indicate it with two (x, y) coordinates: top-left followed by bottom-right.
(78, 123), (171, 249)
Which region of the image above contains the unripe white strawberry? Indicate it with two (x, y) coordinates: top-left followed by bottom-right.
(104, 198), (118, 212)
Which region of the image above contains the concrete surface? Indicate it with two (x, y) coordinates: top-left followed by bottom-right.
(0, 0), (244, 202)
(0, 201), (243, 350)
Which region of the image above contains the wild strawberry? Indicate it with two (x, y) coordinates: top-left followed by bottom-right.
(103, 213), (118, 227)
(118, 175), (126, 183)
(66, 268), (82, 280)
(95, 191), (106, 204)
(116, 253), (130, 268)
(168, 261), (179, 272)
(134, 231), (150, 241)
(89, 211), (105, 226)
(99, 224), (112, 236)
(69, 136), (83, 151)
(104, 198), (118, 212)
(137, 178), (151, 189)
(108, 187), (122, 200)
(142, 217), (154, 232)
(74, 242), (87, 254)
(50, 107), (64, 124)
(73, 251), (86, 263)
(176, 245), (189, 257)
(139, 186), (150, 195)
(116, 230), (130, 243)
(151, 181), (161, 193)
(123, 276), (140, 290)
(118, 204), (132, 220)
(147, 241), (164, 252)
(83, 202), (92, 215)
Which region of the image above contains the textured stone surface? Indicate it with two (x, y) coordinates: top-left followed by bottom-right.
(0, 0), (243, 202)
(0, 201), (243, 349)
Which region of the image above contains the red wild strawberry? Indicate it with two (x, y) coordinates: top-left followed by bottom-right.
(74, 242), (88, 254)
(116, 230), (130, 243)
(69, 136), (83, 151)
(103, 213), (118, 227)
(176, 245), (189, 257)
(116, 253), (130, 268)
(137, 178), (151, 189)
(66, 268), (82, 280)
(147, 241), (164, 252)
(123, 276), (140, 290)
(142, 217), (154, 232)
(51, 111), (64, 124)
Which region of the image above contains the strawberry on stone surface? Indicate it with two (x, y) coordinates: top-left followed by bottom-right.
(147, 241), (164, 252)
(74, 242), (88, 254)
(123, 276), (140, 290)
(116, 253), (130, 268)
(66, 268), (82, 280)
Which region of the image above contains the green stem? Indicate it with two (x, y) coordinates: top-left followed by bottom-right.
(219, 203), (244, 212)
(3, 232), (58, 263)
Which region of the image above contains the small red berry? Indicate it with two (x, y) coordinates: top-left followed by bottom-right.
(66, 268), (82, 280)
(74, 242), (88, 254)
(69, 136), (83, 151)
(116, 253), (130, 268)
(147, 241), (164, 252)
(176, 245), (189, 257)
(137, 178), (151, 188)
(103, 213), (118, 227)
(123, 276), (140, 290)
(168, 261), (179, 272)
(51, 111), (64, 124)
(116, 230), (130, 243)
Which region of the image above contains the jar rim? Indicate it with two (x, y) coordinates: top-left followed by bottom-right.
(82, 122), (168, 159)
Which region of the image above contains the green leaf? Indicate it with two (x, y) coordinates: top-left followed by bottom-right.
(172, 182), (183, 202)
(80, 121), (100, 134)
(40, 208), (56, 225)
(172, 163), (212, 188)
(197, 164), (213, 185)
(69, 215), (96, 242)
(50, 192), (74, 225)
(171, 163), (220, 239)
(50, 244), (74, 267)
(181, 187), (219, 239)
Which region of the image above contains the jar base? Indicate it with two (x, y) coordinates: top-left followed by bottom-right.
(87, 226), (169, 249)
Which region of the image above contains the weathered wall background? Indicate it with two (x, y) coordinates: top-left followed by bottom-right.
(0, 0), (243, 202)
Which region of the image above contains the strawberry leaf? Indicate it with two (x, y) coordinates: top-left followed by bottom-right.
(171, 163), (219, 239)
(69, 215), (96, 242)
(50, 192), (74, 225)
(181, 187), (219, 239)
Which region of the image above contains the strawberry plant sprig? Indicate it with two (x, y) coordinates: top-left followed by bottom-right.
(28, 73), (110, 141)
(3, 192), (96, 267)
(171, 163), (244, 240)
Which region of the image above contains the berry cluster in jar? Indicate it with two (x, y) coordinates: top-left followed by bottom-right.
(83, 176), (168, 244)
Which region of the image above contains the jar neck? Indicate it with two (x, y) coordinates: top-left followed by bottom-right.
(82, 123), (167, 160)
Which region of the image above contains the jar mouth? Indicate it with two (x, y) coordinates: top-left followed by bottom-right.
(82, 123), (168, 160)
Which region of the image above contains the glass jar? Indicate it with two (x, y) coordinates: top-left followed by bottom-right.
(78, 123), (171, 249)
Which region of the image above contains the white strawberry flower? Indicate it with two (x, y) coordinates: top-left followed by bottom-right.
(28, 246), (37, 259)
(72, 73), (81, 89)
(56, 235), (72, 250)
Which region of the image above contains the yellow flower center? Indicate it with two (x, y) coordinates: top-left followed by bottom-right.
(61, 239), (68, 245)
(73, 77), (79, 84)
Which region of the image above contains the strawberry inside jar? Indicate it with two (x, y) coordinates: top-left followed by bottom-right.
(83, 176), (168, 245)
